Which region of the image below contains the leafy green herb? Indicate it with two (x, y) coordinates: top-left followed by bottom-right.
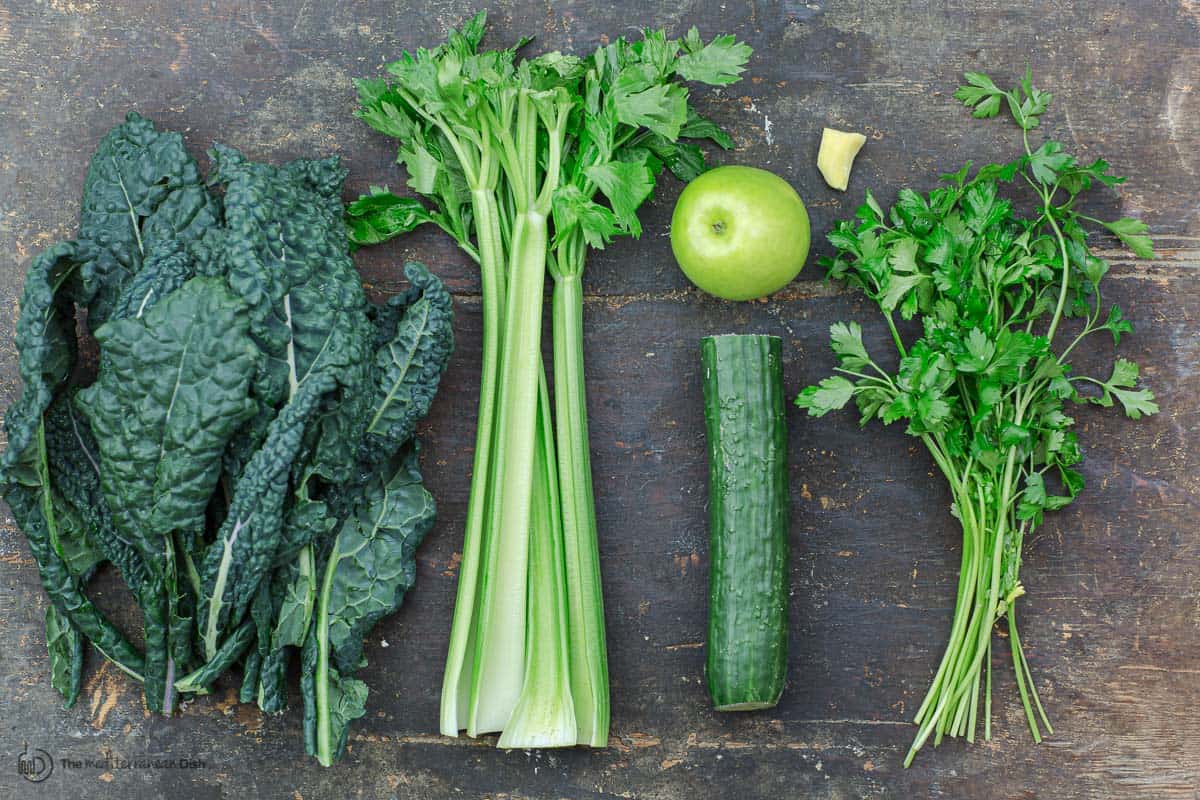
(0, 113), (453, 764)
(797, 71), (1158, 765)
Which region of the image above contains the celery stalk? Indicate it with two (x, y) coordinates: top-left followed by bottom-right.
(551, 265), (610, 746)
(498, 371), (577, 747)
(467, 210), (549, 734)
(439, 187), (506, 735)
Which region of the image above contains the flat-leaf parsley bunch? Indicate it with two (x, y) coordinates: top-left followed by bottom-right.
(796, 70), (1158, 765)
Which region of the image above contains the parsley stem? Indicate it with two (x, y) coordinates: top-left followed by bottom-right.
(1008, 607), (1042, 743)
(984, 635), (993, 741)
(1057, 322), (1100, 364)
(920, 434), (961, 495)
(905, 484), (989, 765)
(1013, 604), (1053, 734)
(1041, 190), (1073, 344)
(883, 311), (907, 359)
(833, 366), (894, 388)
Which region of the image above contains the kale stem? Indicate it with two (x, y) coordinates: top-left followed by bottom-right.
(313, 524), (341, 766)
(35, 421), (62, 560)
(161, 535), (178, 714)
(175, 529), (203, 599)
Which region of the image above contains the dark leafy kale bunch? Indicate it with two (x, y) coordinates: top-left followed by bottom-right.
(796, 71), (1158, 765)
(0, 113), (453, 766)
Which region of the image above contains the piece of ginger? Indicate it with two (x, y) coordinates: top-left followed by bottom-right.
(817, 128), (867, 191)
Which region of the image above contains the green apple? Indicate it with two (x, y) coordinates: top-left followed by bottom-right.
(669, 165), (810, 301)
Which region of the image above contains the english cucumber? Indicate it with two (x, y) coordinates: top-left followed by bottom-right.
(700, 334), (789, 711)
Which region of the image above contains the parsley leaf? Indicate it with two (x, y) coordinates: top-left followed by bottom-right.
(955, 328), (994, 373)
(1087, 358), (1160, 419)
(1103, 217), (1157, 259)
(1100, 305), (1133, 344)
(795, 376), (857, 417)
(954, 72), (1005, 118)
(1028, 141), (1075, 184)
(829, 321), (870, 370)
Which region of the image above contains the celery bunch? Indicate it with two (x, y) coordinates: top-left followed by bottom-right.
(350, 12), (751, 747)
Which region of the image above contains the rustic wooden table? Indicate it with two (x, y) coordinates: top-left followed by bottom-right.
(0, 2), (1196, 798)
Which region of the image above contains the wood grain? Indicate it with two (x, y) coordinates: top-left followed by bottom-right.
(0, 1), (1196, 798)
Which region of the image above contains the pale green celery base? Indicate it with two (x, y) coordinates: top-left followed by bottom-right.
(497, 379), (576, 749)
(551, 270), (610, 747)
(440, 189), (505, 737)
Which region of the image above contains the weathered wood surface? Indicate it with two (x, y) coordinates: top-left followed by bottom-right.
(0, 1), (1197, 798)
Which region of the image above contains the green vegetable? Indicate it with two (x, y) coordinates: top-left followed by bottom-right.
(701, 335), (789, 711)
(0, 113), (453, 764)
(795, 70), (1158, 765)
(307, 445), (435, 764)
(45, 604), (83, 709)
(79, 277), (259, 711)
(351, 12), (751, 747)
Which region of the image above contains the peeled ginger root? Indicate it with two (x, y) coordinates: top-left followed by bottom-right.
(817, 128), (867, 191)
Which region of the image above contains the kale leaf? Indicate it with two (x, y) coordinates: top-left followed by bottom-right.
(78, 277), (260, 562)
